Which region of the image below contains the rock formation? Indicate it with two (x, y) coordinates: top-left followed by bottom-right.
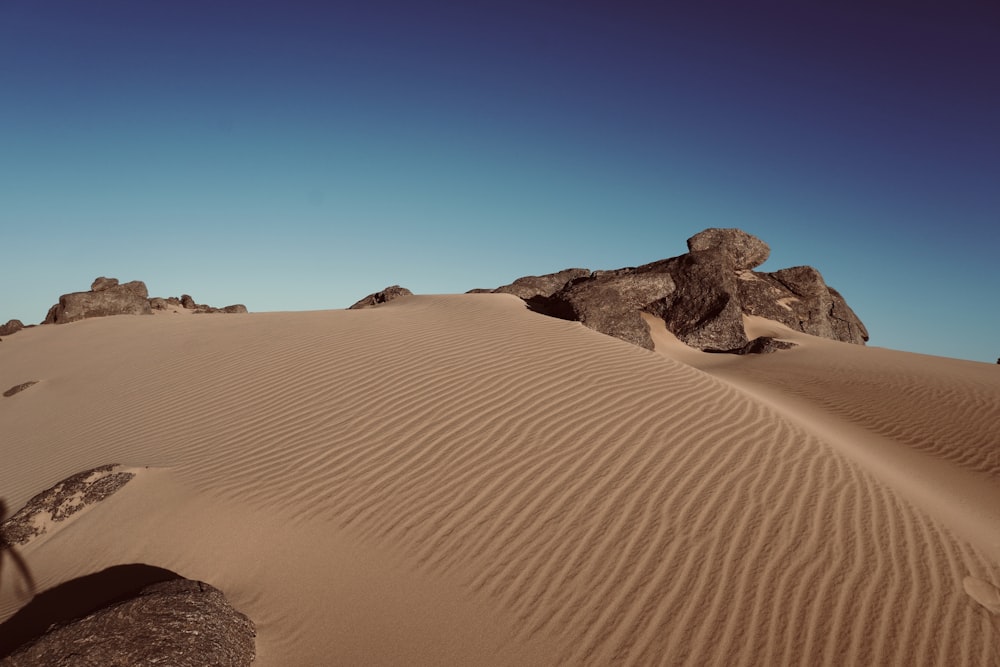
(0, 320), (24, 337)
(0, 578), (256, 666)
(489, 228), (868, 353)
(150, 294), (248, 314)
(349, 285), (413, 309)
(36, 278), (247, 324)
(0, 465), (135, 547)
(43, 278), (152, 324)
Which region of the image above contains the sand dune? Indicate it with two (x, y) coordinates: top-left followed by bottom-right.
(2, 294), (998, 664)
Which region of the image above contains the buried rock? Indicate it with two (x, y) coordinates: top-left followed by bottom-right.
(349, 285), (413, 309)
(1, 575), (256, 666)
(3, 382), (38, 398)
(0, 465), (135, 547)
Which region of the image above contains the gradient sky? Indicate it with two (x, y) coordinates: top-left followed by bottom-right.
(2, 1), (998, 361)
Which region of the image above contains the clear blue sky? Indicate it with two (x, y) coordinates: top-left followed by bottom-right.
(2, 1), (998, 361)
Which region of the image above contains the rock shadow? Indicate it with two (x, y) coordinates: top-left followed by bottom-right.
(0, 563), (181, 658)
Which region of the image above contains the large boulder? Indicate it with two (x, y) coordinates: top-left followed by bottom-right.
(0, 320), (24, 336)
(686, 227), (770, 270)
(1, 577), (256, 666)
(43, 279), (151, 324)
(349, 285), (413, 309)
(528, 270), (676, 349)
(484, 228), (868, 353)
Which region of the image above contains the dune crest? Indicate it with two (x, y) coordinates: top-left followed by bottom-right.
(1, 294), (998, 664)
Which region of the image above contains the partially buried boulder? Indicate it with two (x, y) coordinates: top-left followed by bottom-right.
(0, 578), (256, 666)
(0, 465), (135, 547)
(0, 320), (24, 336)
(485, 228), (868, 353)
(349, 285), (413, 309)
(43, 279), (151, 324)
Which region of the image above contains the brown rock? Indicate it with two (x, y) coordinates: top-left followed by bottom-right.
(349, 285), (413, 309)
(493, 268), (591, 300)
(3, 382), (38, 398)
(89, 277), (119, 292)
(0, 320), (24, 336)
(687, 227), (770, 270)
(180, 294), (197, 309)
(484, 228), (868, 353)
(1, 577), (256, 666)
(531, 270), (676, 349)
(44, 279), (152, 324)
(0, 465), (134, 547)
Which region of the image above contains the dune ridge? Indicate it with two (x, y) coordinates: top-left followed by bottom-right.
(2, 294), (998, 664)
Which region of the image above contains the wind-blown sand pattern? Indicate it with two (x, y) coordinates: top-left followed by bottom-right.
(2, 294), (998, 664)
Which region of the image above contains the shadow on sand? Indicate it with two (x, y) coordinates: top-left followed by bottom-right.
(0, 562), (182, 658)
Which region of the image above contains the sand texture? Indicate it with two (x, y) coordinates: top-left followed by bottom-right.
(2, 294), (999, 665)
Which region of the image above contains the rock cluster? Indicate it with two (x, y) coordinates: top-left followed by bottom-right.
(149, 294), (248, 314)
(488, 228), (868, 353)
(1, 578), (256, 666)
(349, 285), (413, 309)
(34, 278), (247, 326)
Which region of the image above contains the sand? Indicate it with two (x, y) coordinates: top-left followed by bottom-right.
(1, 294), (998, 664)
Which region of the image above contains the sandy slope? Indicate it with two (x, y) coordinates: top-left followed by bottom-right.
(1, 294), (998, 665)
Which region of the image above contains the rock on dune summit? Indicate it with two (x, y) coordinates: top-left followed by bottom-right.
(43, 277), (152, 324)
(38, 277), (247, 325)
(489, 228), (869, 353)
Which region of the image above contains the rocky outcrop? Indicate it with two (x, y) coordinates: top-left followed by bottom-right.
(44, 279), (152, 324)
(38, 279), (247, 324)
(349, 285), (413, 309)
(486, 228), (868, 353)
(149, 294), (247, 314)
(1, 577), (256, 666)
(0, 465), (135, 547)
(0, 320), (24, 336)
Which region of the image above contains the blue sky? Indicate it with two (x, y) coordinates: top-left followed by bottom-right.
(2, 1), (998, 361)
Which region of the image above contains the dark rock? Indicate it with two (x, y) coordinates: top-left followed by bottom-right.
(530, 271), (676, 349)
(738, 267), (867, 345)
(705, 336), (798, 355)
(0, 465), (134, 547)
(89, 277), (119, 292)
(180, 294), (197, 309)
(3, 382), (38, 398)
(43, 279), (151, 324)
(494, 268), (591, 300)
(687, 227), (770, 270)
(221, 304), (248, 314)
(0, 320), (24, 336)
(486, 228), (868, 353)
(1, 577), (256, 666)
(349, 285), (413, 309)
(148, 297), (168, 310)
(647, 249), (749, 351)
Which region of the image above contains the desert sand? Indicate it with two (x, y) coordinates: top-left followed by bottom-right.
(2, 293), (999, 664)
